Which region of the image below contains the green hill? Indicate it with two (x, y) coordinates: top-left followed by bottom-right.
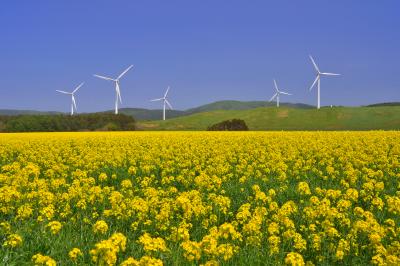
(106, 101), (313, 120)
(108, 108), (186, 120)
(366, 102), (400, 107)
(185, 100), (313, 114)
(138, 106), (400, 131)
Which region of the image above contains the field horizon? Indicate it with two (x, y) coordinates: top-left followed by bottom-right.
(1, 101), (400, 132)
(138, 105), (400, 131)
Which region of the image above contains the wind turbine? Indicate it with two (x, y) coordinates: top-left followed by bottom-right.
(94, 65), (133, 114)
(150, 86), (173, 120)
(56, 82), (84, 115)
(308, 55), (340, 109)
(269, 79), (292, 107)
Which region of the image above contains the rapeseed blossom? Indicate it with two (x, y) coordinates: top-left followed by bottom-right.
(0, 131), (399, 265)
(32, 253), (56, 266)
(3, 233), (22, 248)
(93, 220), (109, 234)
(46, 221), (62, 235)
(68, 248), (83, 262)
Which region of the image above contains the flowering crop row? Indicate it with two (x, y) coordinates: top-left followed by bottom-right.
(0, 132), (399, 265)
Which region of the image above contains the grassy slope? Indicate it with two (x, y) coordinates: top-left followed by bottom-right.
(185, 100), (313, 114)
(112, 101), (313, 120)
(116, 108), (186, 120)
(138, 106), (400, 130)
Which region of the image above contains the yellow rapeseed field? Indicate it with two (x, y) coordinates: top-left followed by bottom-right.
(0, 132), (399, 265)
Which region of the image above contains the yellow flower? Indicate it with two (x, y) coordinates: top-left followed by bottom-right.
(99, 172), (108, 182)
(120, 257), (140, 266)
(137, 256), (163, 266)
(268, 235), (281, 255)
(121, 256), (163, 266)
(46, 221), (62, 235)
(32, 253), (56, 266)
(268, 222), (280, 235)
(369, 233), (382, 245)
(90, 232), (127, 266)
(138, 233), (168, 253)
(285, 252), (305, 266)
(0, 222), (11, 234)
(93, 220), (109, 234)
(68, 248), (83, 262)
(297, 182), (311, 196)
(201, 260), (219, 266)
(3, 233), (23, 248)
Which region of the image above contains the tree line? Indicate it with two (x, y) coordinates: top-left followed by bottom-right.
(0, 113), (136, 132)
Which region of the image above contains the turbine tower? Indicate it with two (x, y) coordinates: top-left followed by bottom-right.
(308, 55), (340, 109)
(94, 65), (133, 114)
(56, 82), (84, 115)
(269, 79), (292, 107)
(150, 86), (173, 120)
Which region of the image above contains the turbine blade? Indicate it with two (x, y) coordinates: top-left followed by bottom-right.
(273, 79), (279, 92)
(164, 86), (170, 98)
(72, 82), (84, 94)
(56, 90), (71, 94)
(72, 95), (77, 111)
(269, 93), (278, 102)
(94, 74), (114, 81)
(165, 99), (173, 110)
(321, 72), (341, 76)
(309, 55), (320, 73)
(280, 91), (292, 95)
(150, 98), (163, 102)
(309, 76), (319, 91)
(117, 65), (134, 79)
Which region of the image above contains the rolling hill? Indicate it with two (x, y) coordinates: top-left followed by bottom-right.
(1, 100), (313, 120)
(3, 102), (400, 131)
(138, 106), (400, 131)
(111, 101), (313, 120)
(366, 102), (400, 107)
(184, 100), (313, 114)
(110, 108), (186, 120)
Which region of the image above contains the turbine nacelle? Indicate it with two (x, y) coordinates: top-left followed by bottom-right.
(56, 82), (84, 115)
(269, 79), (292, 107)
(308, 55), (340, 109)
(94, 65), (134, 114)
(150, 86), (173, 120)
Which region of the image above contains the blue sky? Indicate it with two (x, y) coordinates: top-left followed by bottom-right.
(0, 1), (399, 112)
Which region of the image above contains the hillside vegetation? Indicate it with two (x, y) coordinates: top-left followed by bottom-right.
(138, 106), (400, 131)
(117, 101), (313, 120)
(0, 113), (135, 132)
(1, 100), (313, 121)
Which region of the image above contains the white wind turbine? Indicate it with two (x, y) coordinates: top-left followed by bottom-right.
(309, 55), (340, 109)
(56, 82), (84, 115)
(94, 65), (133, 114)
(150, 86), (173, 120)
(269, 79), (292, 107)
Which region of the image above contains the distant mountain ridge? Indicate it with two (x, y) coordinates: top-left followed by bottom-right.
(0, 100), (313, 120)
(366, 102), (400, 107)
(2, 100), (398, 121)
(102, 101), (314, 120)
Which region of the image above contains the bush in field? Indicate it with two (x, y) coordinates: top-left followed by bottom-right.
(207, 119), (249, 131)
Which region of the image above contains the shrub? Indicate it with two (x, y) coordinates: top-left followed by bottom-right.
(207, 119), (249, 131)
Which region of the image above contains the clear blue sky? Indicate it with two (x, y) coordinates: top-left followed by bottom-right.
(0, 1), (399, 112)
